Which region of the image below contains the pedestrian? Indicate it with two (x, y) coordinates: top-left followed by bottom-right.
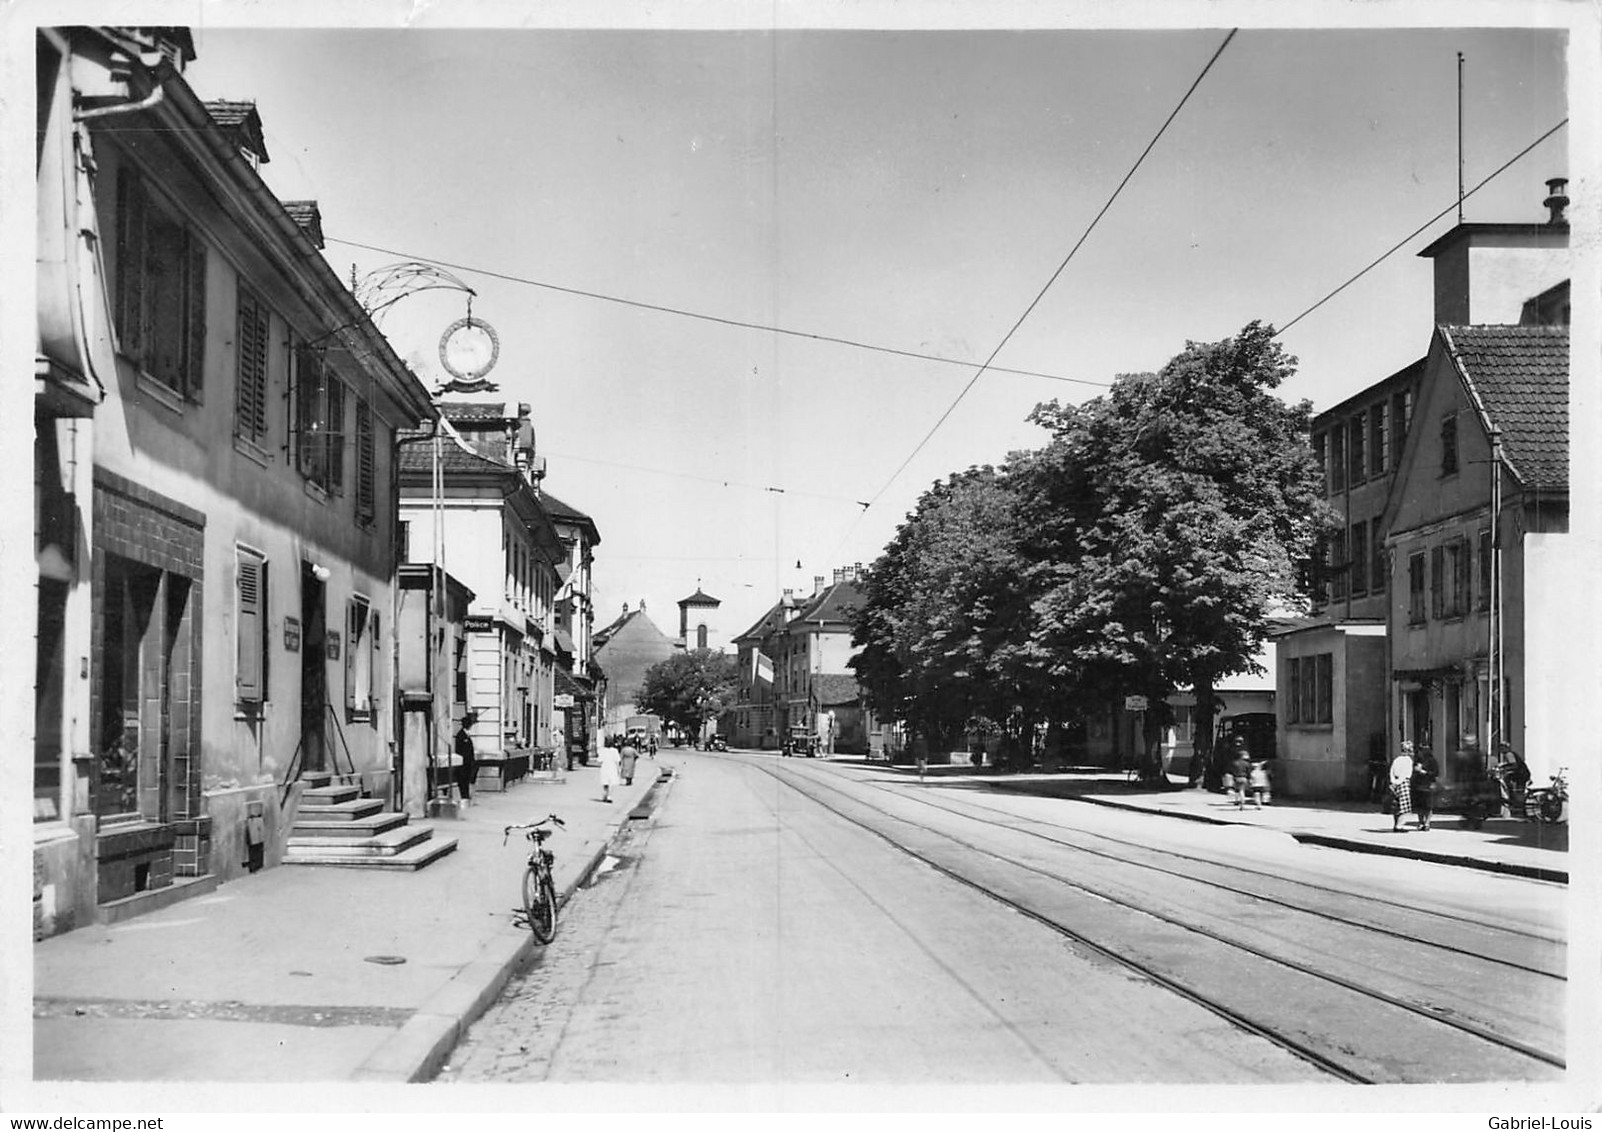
(598, 734), (621, 803)
(454, 712), (478, 809)
(1249, 758), (1272, 809)
(1410, 745), (1439, 831)
(1388, 740), (1416, 832)
(1228, 741), (1252, 810)
(620, 733), (640, 786)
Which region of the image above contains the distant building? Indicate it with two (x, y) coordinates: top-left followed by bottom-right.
(544, 493), (603, 766)
(592, 602), (678, 736)
(677, 585), (724, 652)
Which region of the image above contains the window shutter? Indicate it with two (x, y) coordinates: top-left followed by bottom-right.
(356, 399), (375, 523)
(346, 599), (359, 712)
(235, 290), (270, 441)
(185, 235), (207, 402)
(326, 378), (346, 494)
(369, 610), (381, 724)
(237, 553), (264, 702)
(116, 169), (146, 359)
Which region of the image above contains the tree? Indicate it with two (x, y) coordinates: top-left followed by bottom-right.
(1019, 322), (1333, 783)
(636, 649), (741, 738)
(852, 465), (1043, 760)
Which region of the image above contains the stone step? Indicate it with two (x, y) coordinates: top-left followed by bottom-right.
(297, 797), (384, 822)
(291, 812), (409, 838)
(286, 824), (434, 858)
(284, 835), (458, 871)
(300, 784), (362, 805)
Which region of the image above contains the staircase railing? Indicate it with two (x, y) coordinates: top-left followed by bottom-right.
(278, 700), (360, 809)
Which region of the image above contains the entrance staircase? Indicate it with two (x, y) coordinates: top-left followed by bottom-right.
(284, 775), (457, 870)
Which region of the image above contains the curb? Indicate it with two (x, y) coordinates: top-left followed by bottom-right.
(1047, 790), (1568, 884)
(350, 775), (675, 1084)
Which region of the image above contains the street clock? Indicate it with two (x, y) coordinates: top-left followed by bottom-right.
(438, 315), (500, 384)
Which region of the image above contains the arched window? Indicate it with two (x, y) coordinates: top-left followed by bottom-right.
(697, 624), (708, 649)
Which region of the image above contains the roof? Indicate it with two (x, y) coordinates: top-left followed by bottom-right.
(280, 201), (323, 249)
(1441, 324), (1568, 490)
(542, 490), (601, 544)
(678, 587), (720, 607)
(813, 673), (861, 706)
(396, 435), (511, 478)
(733, 600), (787, 644)
(792, 578), (863, 627)
(1313, 356), (1424, 422)
(439, 401), (511, 422)
(1416, 221), (1568, 259)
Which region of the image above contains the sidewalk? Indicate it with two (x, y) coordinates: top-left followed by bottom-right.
(877, 762), (1568, 883)
(31, 754), (678, 1084)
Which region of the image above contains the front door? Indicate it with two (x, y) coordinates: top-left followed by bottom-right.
(301, 563), (327, 773)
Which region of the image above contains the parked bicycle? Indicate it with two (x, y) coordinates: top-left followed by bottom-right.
(503, 814), (565, 943)
(1524, 767), (1568, 824)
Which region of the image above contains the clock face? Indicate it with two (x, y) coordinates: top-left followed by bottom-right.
(438, 317), (500, 380)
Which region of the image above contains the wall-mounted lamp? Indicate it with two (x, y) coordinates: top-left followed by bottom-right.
(310, 563), (332, 582)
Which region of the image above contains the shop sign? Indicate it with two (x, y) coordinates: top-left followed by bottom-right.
(1124, 695), (1149, 711)
(284, 617), (301, 652)
(554, 694), (575, 708)
(327, 632), (342, 660)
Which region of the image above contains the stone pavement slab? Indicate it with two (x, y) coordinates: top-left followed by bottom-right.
(31, 753), (679, 1084)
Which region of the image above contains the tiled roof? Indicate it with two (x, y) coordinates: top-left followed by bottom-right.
(280, 201), (324, 249)
(396, 436), (511, 478)
(813, 673), (861, 706)
(440, 401), (510, 422)
(678, 587), (720, 606)
(1443, 324), (1568, 490)
(793, 579), (863, 626)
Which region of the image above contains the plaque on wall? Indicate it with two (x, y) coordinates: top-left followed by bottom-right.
(327, 632), (342, 660)
(284, 617), (301, 652)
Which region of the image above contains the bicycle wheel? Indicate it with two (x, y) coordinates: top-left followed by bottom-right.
(523, 866), (557, 943)
(1540, 792), (1565, 824)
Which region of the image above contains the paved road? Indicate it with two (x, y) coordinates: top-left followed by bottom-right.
(441, 751), (1567, 1087)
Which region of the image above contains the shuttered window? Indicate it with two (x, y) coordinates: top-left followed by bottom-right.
(235, 288), (270, 444)
(114, 166), (207, 400)
(356, 399), (376, 526)
(325, 377), (346, 495)
(237, 550), (268, 705)
(346, 597), (372, 717)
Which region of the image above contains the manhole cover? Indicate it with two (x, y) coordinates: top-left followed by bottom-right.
(363, 955), (407, 966)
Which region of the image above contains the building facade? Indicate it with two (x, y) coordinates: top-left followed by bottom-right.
(397, 401), (567, 778)
(545, 492), (603, 765)
(34, 28), (435, 936)
(591, 602), (679, 737)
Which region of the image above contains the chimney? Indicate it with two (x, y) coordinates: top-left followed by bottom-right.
(622, 602), (630, 615)
(814, 575), (825, 594)
(833, 568), (843, 584)
(853, 561), (862, 579)
(1544, 177), (1569, 225)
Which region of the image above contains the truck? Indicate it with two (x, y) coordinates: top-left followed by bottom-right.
(625, 714), (662, 744)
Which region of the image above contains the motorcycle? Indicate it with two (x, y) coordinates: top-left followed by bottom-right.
(1524, 766), (1568, 824)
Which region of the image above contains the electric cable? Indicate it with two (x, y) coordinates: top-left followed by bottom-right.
(325, 236), (1105, 388)
(858, 28), (1239, 513)
(1276, 117), (1569, 336)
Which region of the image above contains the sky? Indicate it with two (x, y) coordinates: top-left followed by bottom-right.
(161, 5), (1578, 641)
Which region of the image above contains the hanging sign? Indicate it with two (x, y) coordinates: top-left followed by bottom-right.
(1124, 695), (1149, 711)
(554, 694), (575, 709)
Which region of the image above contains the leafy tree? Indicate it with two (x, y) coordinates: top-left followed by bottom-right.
(1019, 322), (1332, 783)
(637, 649), (741, 738)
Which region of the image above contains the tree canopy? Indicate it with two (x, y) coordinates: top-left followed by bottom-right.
(636, 649), (741, 736)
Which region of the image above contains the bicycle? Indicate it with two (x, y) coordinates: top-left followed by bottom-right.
(1524, 767), (1568, 824)
(504, 814), (565, 943)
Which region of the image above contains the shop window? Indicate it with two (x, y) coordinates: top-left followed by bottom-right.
(97, 556), (160, 817)
(115, 167), (207, 400)
(36, 578), (67, 822)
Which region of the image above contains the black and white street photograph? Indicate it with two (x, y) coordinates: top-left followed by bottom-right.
(6, 0), (1599, 1121)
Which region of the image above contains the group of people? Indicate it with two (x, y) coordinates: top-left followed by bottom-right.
(449, 713), (661, 809)
(1383, 740), (1439, 832)
(1224, 738), (1273, 810)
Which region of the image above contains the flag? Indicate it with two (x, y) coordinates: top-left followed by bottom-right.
(755, 651), (774, 685)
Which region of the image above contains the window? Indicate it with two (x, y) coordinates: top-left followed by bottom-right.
(356, 399), (376, 526)
(115, 167), (207, 399)
(1444, 541), (1464, 616)
(1330, 529), (1348, 600)
(1298, 656), (1317, 724)
(1314, 653), (1333, 724)
(1369, 408), (1386, 477)
(293, 346), (345, 493)
(1349, 411), (1366, 485)
(697, 624), (708, 649)
(1408, 552), (1426, 624)
(1311, 433), (1328, 496)
(1329, 423), (1347, 493)
(1430, 545), (1445, 619)
(1370, 518), (1386, 594)
(1478, 528), (1492, 610)
(1440, 414), (1458, 476)
(346, 597), (379, 720)
(1453, 539), (1471, 618)
(1287, 659), (1302, 724)
(236, 548), (268, 707)
(1349, 522), (1368, 595)
(235, 287), (270, 445)
(1390, 392), (1410, 469)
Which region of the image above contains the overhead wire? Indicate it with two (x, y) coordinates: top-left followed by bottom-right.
(1275, 117), (1569, 336)
(324, 235), (1106, 389)
(856, 27), (1240, 515)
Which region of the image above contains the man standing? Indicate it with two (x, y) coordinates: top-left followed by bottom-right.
(455, 712), (478, 809)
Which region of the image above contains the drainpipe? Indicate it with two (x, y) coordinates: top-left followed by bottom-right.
(1488, 425), (1504, 759)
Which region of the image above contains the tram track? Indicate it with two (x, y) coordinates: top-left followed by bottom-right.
(702, 751), (1567, 1084)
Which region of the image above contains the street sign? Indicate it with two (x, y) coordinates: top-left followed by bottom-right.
(1124, 695), (1149, 711)
(554, 694), (575, 708)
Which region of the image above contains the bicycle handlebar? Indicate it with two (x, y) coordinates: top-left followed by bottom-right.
(502, 814), (565, 843)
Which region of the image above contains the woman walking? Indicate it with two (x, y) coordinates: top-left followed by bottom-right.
(1388, 740), (1416, 832)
